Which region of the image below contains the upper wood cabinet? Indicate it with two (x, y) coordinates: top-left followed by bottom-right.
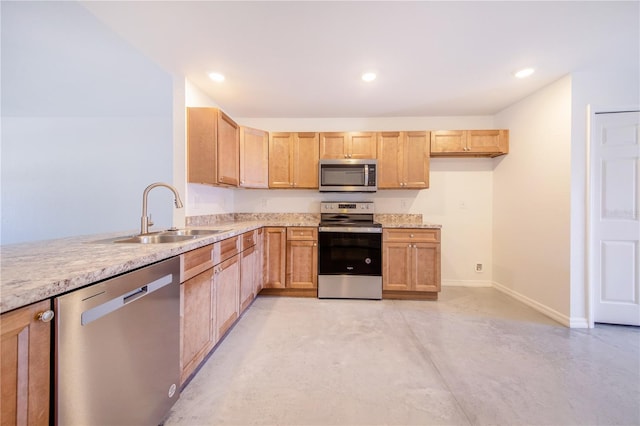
(269, 132), (319, 188)
(187, 107), (240, 187)
(377, 131), (430, 189)
(1, 300), (51, 426)
(319, 132), (377, 159)
(239, 126), (269, 188)
(430, 129), (509, 157)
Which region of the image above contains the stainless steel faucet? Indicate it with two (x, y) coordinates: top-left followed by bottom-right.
(140, 182), (184, 235)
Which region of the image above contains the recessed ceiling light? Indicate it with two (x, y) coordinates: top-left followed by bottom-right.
(514, 68), (535, 79)
(208, 72), (225, 82)
(361, 72), (377, 82)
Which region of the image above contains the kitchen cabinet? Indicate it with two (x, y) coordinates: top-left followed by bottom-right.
(187, 107), (240, 187)
(319, 132), (377, 159)
(0, 300), (51, 426)
(254, 228), (264, 295)
(180, 244), (215, 385)
(430, 129), (509, 157)
(263, 227), (286, 288)
(382, 229), (441, 299)
(240, 126), (269, 188)
(377, 131), (430, 189)
(240, 230), (258, 313)
(269, 132), (319, 188)
(286, 227), (318, 290)
(213, 236), (240, 340)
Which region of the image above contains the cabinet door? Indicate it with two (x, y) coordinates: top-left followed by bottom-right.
(240, 246), (256, 313)
(293, 133), (319, 188)
(349, 132), (377, 159)
(319, 132), (348, 159)
(467, 129), (508, 154)
(1, 300), (51, 426)
(254, 228), (264, 294)
(263, 227), (286, 288)
(286, 240), (318, 289)
(382, 242), (412, 291)
(376, 132), (403, 188)
(239, 126), (268, 188)
(430, 130), (466, 153)
(412, 243), (441, 292)
(214, 255), (240, 339)
(181, 269), (214, 384)
(216, 110), (240, 186)
(269, 133), (294, 188)
(403, 131), (430, 188)
(187, 107), (217, 185)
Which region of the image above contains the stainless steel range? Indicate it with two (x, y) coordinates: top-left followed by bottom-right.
(318, 201), (382, 299)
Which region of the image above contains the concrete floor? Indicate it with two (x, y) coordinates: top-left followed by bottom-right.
(165, 287), (640, 426)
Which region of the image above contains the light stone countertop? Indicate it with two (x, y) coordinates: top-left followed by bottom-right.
(1, 218), (441, 314)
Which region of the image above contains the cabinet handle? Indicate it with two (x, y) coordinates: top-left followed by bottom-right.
(410, 234), (414, 238)
(37, 310), (55, 323)
(313, 243), (317, 247)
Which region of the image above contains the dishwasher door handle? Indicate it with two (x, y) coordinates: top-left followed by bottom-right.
(123, 286), (148, 304)
(81, 274), (173, 326)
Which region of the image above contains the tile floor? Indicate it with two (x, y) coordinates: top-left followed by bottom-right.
(164, 287), (640, 425)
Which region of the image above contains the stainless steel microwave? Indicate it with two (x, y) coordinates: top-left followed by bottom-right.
(319, 159), (377, 192)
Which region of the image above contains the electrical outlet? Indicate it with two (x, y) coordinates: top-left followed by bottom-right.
(401, 200), (408, 209)
(475, 263), (483, 273)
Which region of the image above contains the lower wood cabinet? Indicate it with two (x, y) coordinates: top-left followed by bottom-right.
(240, 230), (259, 313)
(262, 226), (318, 297)
(263, 227), (287, 289)
(214, 254), (240, 339)
(0, 299), (52, 426)
(383, 228), (441, 299)
(286, 227), (318, 289)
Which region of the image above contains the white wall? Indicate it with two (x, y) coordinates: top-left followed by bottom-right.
(235, 116), (496, 285)
(493, 76), (573, 323)
(1, 1), (174, 244)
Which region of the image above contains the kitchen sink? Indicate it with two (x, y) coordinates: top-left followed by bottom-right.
(95, 228), (230, 244)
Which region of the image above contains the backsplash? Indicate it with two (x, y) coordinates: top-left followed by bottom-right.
(186, 213), (423, 226)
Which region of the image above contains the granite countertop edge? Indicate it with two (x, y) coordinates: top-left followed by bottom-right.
(0, 220), (441, 314)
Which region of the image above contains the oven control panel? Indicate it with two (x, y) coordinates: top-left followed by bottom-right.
(321, 201), (374, 214)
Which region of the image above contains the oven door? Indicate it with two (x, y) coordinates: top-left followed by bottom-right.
(318, 228), (382, 276)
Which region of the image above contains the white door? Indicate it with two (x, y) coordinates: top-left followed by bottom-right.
(591, 110), (640, 326)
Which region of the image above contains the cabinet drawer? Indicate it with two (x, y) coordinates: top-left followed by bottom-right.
(241, 230), (257, 251)
(181, 244), (214, 282)
(287, 227), (318, 240)
(383, 228), (440, 243)
(213, 236), (239, 265)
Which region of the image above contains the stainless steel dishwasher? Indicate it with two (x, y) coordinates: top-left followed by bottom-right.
(55, 256), (181, 426)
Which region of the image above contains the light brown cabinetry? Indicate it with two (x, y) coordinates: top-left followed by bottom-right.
(240, 230), (258, 313)
(187, 107), (240, 187)
(286, 227), (318, 290)
(430, 129), (509, 157)
(383, 229), (441, 300)
(180, 235), (240, 385)
(180, 244), (215, 384)
(377, 131), (430, 189)
(263, 227), (286, 288)
(269, 132), (319, 188)
(239, 126), (269, 188)
(1, 300), (51, 426)
(319, 132), (377, 159)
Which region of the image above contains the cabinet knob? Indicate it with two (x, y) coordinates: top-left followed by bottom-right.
(37, 310), (55, 323)
(313, 243), (317, 247)
(410, 234), (414, 238)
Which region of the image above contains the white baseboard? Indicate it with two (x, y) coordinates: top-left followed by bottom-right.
(442, 279), (493, 287)
(492, 281), (587, 328)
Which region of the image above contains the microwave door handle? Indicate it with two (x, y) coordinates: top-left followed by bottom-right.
(364, 165), (369, 186)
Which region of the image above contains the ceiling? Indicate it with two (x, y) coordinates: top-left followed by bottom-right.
(81, 1), (639, 118)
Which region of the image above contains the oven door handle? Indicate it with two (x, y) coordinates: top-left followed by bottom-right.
(319, 226), (382, 233)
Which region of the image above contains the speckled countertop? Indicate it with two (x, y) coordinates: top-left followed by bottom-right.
(1, 214), (441, 314)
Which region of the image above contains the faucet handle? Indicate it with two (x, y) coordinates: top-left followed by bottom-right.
(148, 214), (154, 229)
